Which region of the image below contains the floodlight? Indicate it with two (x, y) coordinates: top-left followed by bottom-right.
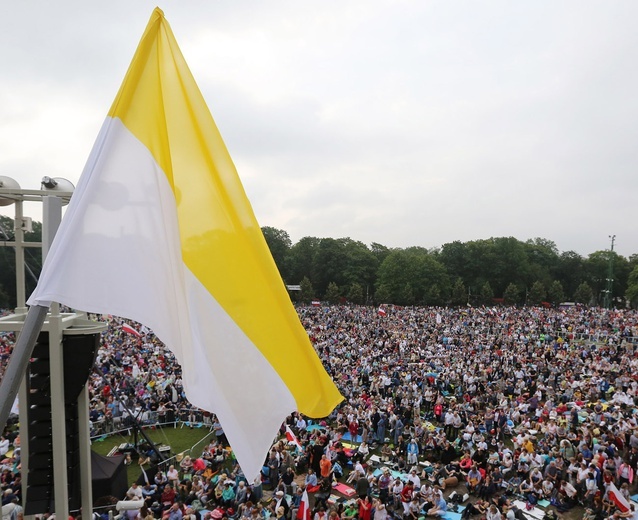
(0, 176), (21, 206)
(41, 176), (75, 205)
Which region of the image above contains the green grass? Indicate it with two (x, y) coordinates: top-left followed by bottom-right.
(91, 424), (216, 484)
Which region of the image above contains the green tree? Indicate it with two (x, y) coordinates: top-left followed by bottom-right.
(584, 250), (630, 306)
(288, 236), (320, 286)
(261, 226), (292, 282)
(450, 278), (467, 306)
(503, 283), (521, 305)
(462, 237), (530, 297)
(398, 283), (415, 305)
(374, 283), (392, 304)
(299, 276), (314, 303)
(347, 282), (364, 304)
(370, 242), (391, 267)
(547, 280), (565, 306)
(0, 215), (42, 308)
(0, 216), (16, 308)
(523, 238), (559, 288)
(554, 251), (585, 298)
(424, 284), (443, 306)
(376, 248), (449, 304)
(625, 266), (638, 308)
(342, 239), (378, 291)
(312, 238), (349, 297)
(439, 241), (470, 281)
(528, 281), (547, 306)
(574, 282), (593, 305)
(479, 281), (494, 305)
(324, 282), (341, 303)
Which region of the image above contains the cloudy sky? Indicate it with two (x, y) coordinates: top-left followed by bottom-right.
(1, 1), (636, 258)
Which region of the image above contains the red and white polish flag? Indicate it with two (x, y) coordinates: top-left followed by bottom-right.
(297, 489), (311, 520)
(606, 482), (631, 513)
(285, 424), (302, 449)
(122, 323), (142, 337)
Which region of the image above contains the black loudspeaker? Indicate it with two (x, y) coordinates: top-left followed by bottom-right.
(25, 332), (99, 515)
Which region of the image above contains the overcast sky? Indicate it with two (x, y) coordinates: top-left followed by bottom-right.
(1, 1), (636, 258)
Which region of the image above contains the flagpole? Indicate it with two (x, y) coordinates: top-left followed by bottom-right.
(0, 304), (49, 432)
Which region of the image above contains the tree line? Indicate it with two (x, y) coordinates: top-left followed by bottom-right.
(0, 215), (42, 309)
(261, 226), (638, 308)
(1, 216), (637, 309)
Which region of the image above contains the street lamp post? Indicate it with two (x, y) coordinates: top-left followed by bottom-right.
(603, 235), (616, 309)
(0, 176), (106, 520)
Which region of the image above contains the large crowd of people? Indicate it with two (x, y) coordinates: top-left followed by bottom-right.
(1, 304), (638, 520)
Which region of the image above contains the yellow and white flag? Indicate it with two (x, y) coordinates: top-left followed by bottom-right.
(28, 8), (342, 479)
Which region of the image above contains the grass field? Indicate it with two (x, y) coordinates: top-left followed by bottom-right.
(90, 424), (216, 484)
(89, 424), (590, 519)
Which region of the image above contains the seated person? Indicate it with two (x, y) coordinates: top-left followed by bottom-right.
(466, 465), (482, 493)
(340, 502), (357, 520)
(355, 441), (370, 462)
(461, 499), (488, 519)
(380, 443), (393, 462)
(425, 490), (447, 517)
(458, 452), (473, 474)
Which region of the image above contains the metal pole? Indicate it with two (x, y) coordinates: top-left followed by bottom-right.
(42, 196), (69, 519)
(603, 235), (616, 309)
(49, 305), (69, 519)
(14, 200), (27, 314)
(42, 196), (62, 260)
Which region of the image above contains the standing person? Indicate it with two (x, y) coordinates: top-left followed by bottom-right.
(213, 417), (227, 446)
(452, 411), (463, 441)
(273, 490), (289, 519)
(357, 495), (372, 520)
(394, 416), (405, 446)
(617, 459), (634, 487)
(268, 451), (281, 490)
(319, 454), (332, 480)
(407, 439), (419, 465)
(444, 409), (455, 439)
(584, 471), (598, 507)
(281, 467), (297, 496)
(355, 472), (370, 499)
(391, 478), (404, 510)
(377, 469), (392, 504)
(0, 436), (9, 458)
(372, 498), (388, 520)
(311, 441), (325, 476)
(400, 481), (414, 516)
(377, 415), (387, 444)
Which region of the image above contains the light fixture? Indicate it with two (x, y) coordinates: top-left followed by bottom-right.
(0, 176), (21, 206)
(41, 176), (58, 189)
(41, 176), (75, 205)
(41, 176), (75, 192)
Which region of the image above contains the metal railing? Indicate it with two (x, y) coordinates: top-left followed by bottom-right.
(90, 408), (213, 438)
